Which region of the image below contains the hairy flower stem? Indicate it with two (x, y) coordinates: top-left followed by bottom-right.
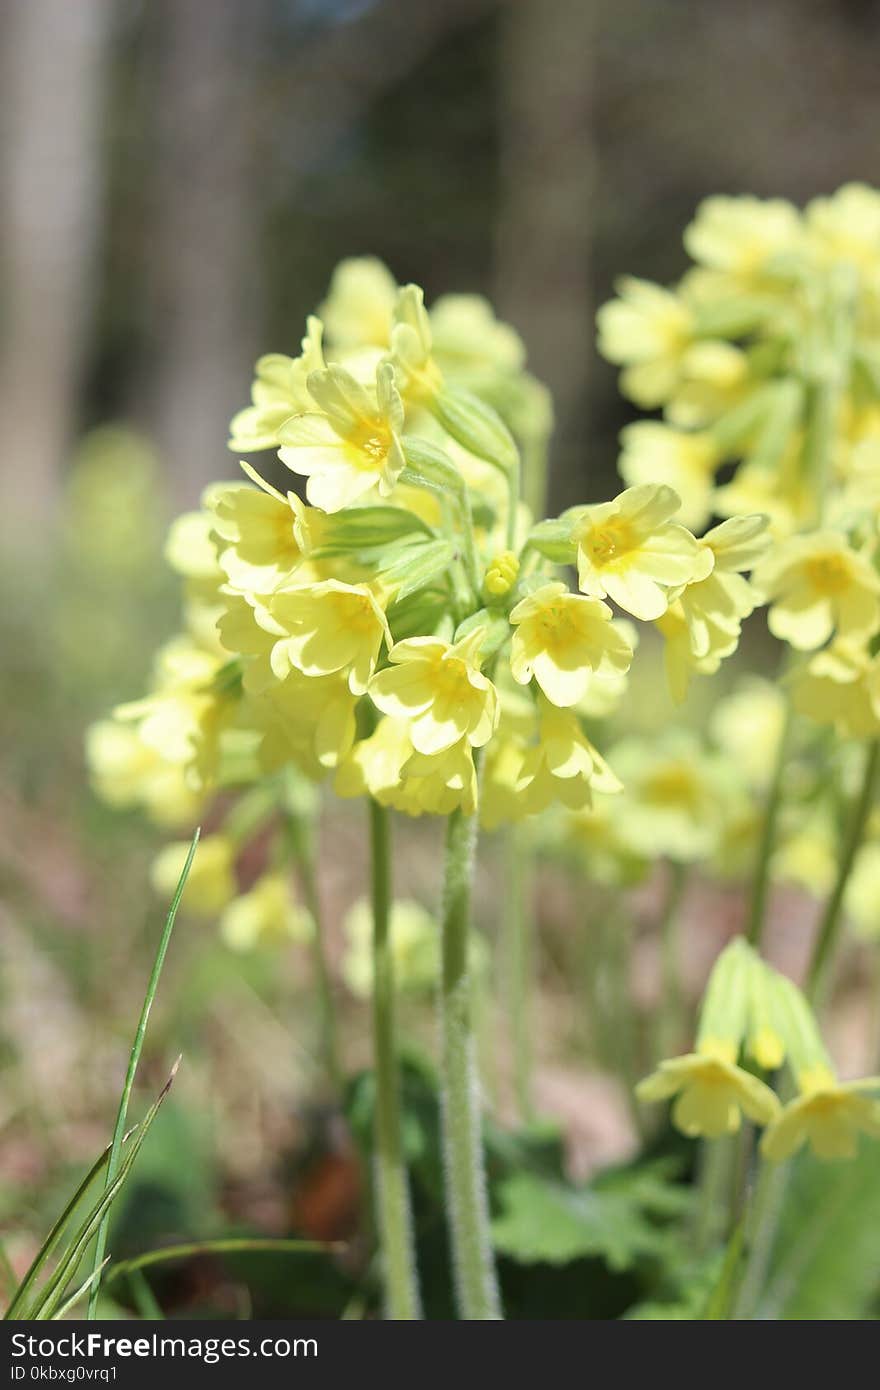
(745, 700), (795, 948)
(731, 745), (879, 1319)
(692, 1136), (734, 1255)
(806, 738), (880, 1006)
(730, 1153), (790, 1320)
(503, 826), (534, 1125)
(440, 804), (503, 1319)
(286, 803), (342, 1093)
(368, 798), (422, 1320)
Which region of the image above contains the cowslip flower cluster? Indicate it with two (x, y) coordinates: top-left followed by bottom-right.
(638, 938), (880, 1159)
(600, 185), (880, 731)
(88, 258), (767, 872)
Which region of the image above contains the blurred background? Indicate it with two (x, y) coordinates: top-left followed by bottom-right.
(3, 0), (880, 1318)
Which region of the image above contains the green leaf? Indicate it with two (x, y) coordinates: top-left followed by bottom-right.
(492, 1163), (689, 1273)
(762, 1145), (880, 1320)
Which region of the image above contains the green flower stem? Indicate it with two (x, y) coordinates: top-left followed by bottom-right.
(503, 826), (534, 1125)
(729, 741), (879, 1319)
(692, 1136), (734, 1256)
(729, 1150), (790, 1320)
(286, 800), (342, 1093)
(440, 803), (503, 1319)
(368, 798), (422, 1320)
(805, 738), (880, 1006)
(505, 460), (520, 550)
(745, 699), (795, 948)
(657, 861), (688, 1059)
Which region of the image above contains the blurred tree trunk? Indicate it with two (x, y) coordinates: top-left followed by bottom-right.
(142, 0), (268, 507)
(0, 0), (111, 542)
(493, 0), (598, 512)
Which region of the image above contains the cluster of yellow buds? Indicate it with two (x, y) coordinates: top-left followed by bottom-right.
(638, 938), (880, 1161)
(87, 257), (770, 865)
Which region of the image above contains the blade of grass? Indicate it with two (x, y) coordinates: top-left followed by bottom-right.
(31, 1061), (180, 1320)
(0, 1239), (17, 1303)
(4, 1132), (134, 1319)
(50, 1259), (110, 1321)
(105, 1236), (344, 1284)
(86, 828), (199, 1317)
(127, 1270), (164, 1320)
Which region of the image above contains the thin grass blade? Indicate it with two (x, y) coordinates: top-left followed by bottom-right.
(86, 828), (199, 1317)
(106, 1235), (344, 1284)
(4, 1132), (134, 1319)
(50, 1259), (110, 1322)
(28, 1062), (179, 1320)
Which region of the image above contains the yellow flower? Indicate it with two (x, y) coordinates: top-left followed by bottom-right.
(429, 293), (525, 379)
(256, 580), (391, 696)
(229, 317), (324, 452)
(666, 340), (752, 430)
(656, 514), (768, 701)
(369, 627), (498, 756)
(713, 450), (816, 539)
(257, 669), (358, 772)
(335, 716), (413, 802)
(771, 816), (837, 899)
(761, 1065), (880, 1161)
(335, 708), (480, 819)
(85, 720), (204, 829)
(342, 898), (438, 998)
(517, 698), (622, 815)
(319, 256), (397, 350)
(164, 509), (224, 584)
(790, 640), (880, 738)
(220, 872), (313, 952)
(384, 284), (443, 405)
(570, 484), (709, 620)
(113, 637), (235, 791)
(278, 361), (405, 511)
(753, 530), (880, 650)
(709, 678), (787, 790)
(618, 422), (720, 531)
(394, 740), (479, 817)
(509, 581), (632, 707)
(209, 468), (324, 594)
(637, 1038), (780, 1139)
(610, 732), (730, 862)
(150, 834), (236, 917)
(596, 277), (694, 408)
(805, 183), (880, 279)
(683, 195), (803, 282)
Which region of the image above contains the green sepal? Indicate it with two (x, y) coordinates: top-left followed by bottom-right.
(310, 505), (433, 558)
(453, 608), (511, 663)
(695, 937), (752, 1051)
(380, 537), (456, 601)
(401, 436), (465, 495)
(526, 516), (577, 565)
(431, 385), (519, 474)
